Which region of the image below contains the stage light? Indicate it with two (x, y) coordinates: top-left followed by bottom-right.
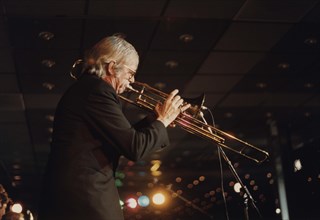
(233, 182), (241, 193)
(276, 208), (281, 214)
(294, 159), (302, 172)
(126, 198), (138, 209)
(119, 200), (124, 209)
(152, 193), (165, 205)
(138, 195), (150, 207)
(11, 203), (23, 213)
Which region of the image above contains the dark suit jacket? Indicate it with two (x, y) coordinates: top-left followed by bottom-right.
(38, 73), (169, 220)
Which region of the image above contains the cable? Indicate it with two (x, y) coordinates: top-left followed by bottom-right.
(202, 108), (230, 220)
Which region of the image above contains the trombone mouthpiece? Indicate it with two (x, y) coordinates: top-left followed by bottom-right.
(126, 85), (139, 93)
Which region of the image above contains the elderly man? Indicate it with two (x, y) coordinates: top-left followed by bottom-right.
(38, 36), (190, 220)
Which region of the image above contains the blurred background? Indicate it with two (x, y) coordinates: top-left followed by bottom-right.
(0, 0), (319, 219)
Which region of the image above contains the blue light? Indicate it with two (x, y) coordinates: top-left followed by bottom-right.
(138, 195), (150, 207)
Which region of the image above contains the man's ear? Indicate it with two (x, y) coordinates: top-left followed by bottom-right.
(107, 61), (117, 76)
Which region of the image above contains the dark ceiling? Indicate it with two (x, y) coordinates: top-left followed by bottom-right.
(0, 0), (319, 220)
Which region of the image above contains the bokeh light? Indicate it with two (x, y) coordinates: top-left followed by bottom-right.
(152, 193), (165, 205)
(127, 198), (138, 209)
(138, 195), (150, 207)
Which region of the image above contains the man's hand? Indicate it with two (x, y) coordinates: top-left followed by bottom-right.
(155, 89), (191, 127)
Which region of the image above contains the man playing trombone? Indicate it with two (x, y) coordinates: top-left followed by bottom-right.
(38, 36), (190, 220)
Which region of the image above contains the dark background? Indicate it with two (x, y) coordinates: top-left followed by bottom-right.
(0, 0), (319, 219)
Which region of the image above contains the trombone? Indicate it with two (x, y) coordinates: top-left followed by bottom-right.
(120, 82), (269, 164)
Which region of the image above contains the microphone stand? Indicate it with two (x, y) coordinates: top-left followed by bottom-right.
(218, 146), (262, 220)
(199, 112), (262, 220)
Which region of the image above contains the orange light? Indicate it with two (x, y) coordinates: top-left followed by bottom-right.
(152, 193), (165, 205)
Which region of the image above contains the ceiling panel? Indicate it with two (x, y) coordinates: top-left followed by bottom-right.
(219, 93), (265, 107)
(214, 22), (292, 51)
(150, 18), (229, 51)
(302, 1), (320, 22)
(0, 20), (10, 47)
(26, 109), (55, 145)
(23, 94), (62, 109)
(4, 0), (86, 16)
(248, 51), (319, 76)
(0, 74), (20, 93)
(304, 95), (320, 106)
(19, 75), (74, 94)
(272, 22), (320, 52)
(88, 0), (167, 17)
(0, 124), (31, 146)
(0, 110), (26, 123)
(84, 19), (158, 52)
(183, 75), (244, 94)
(198, 52), (265, 74)
(262, 93), (313, 107)
(14, 49), (80, 75)
(0, 94), (24, 111)
(138, 51), (206, 76)
(8, 18), (83, 49)
(234, 0), (319, 22)
(165, 0), (246, 19)
(0, 49), (15, 72)
(231, 73), (320, 93)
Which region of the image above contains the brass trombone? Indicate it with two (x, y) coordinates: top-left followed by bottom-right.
(120, 82), (269, 164)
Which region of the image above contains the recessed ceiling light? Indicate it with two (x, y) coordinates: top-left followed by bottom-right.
(165, 60), (178, 69)
(13, 175), (22, 181)
(266, 112), (272, 118)
(304, 112), (311, 117)
(42, 82), (55, 90)
(277, 63), (290, 70)
(45, 114), (54, 122)
(12, 164), (21, 170)
(39, 31), (54, 41)
(304, 37), (318, 46)
(256, 82), (267, 89)
(304, 82), (314, 88)
(224, 112), (233, 118)
(179, 34), (194, 43)
(47, 127), (53, 133)
(41, 59), (56, 68)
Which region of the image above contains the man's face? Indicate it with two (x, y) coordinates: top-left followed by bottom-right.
(106, 54), (138, 94)
(114, 62), (137, 94)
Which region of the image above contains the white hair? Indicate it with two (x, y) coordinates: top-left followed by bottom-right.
(84, 36), (139, 78)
